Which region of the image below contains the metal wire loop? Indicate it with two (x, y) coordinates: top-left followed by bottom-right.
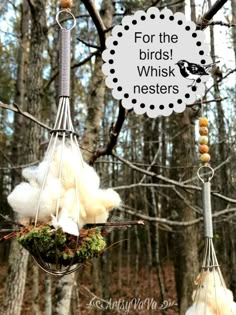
(56, 9), (76, 30)
(197, 165), (214, 183)
(50, 129), (80, 139)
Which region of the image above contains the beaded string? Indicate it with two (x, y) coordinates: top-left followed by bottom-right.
(198, 116), (210, 164)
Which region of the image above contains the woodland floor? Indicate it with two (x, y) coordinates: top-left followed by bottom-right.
(0, 255), (178, 315)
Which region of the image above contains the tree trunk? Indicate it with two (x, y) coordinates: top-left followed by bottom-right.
(2, 2), (30, 314)
(170, 110), (199, 315)
(82, 0), (114, 160)
(32, 264), (40, 315)
(3, 1), (47, 314)
(44, 274), (52, 315)
(1, 240), (29, 315)
(53, 274), (75, 315)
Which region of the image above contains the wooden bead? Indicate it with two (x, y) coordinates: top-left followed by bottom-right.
(199, 136), (208, 145)
(199, 127), (208, 136)
(60, 0), (72, 8)
(200, 153), (211, 163)
(199, 145), (209, 154)
(199, 117), (209, 127)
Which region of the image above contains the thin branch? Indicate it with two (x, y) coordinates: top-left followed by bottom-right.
(120, 207), (236, 227)
(89, 102), (127, 165)
(208, 21), (236, 27)
(0, 102), (51, 131)
(187, 97), (228, 107)
(77, 37), (100, 50)
(0, 161), (39, 171)
(80, 0), (106, 51)
(86, 220), (144, 228)
(205, 68), (236, 97)
(112, 153), (236, 204)
(44, 51), (98, 90)
(197, 0), (229, 30)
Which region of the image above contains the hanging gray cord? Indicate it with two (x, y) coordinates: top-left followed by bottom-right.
(56, 9), (76, 97)
(197, 165), (214, 238)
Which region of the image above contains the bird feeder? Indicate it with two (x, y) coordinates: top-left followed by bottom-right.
(186, 118), (236, 314)
(7, 8), (122, 276)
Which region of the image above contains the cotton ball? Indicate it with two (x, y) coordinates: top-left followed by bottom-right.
(186, 302), (215, 315)
(7, 182), (40, 218)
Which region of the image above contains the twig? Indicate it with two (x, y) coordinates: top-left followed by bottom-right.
(0, 102), (51, 131)
(120, 207), (236, 227)
(208, 21), (236, 27)
(0, 214), (24, 227)
(44, 51), (98, 90)
(0, 229), (20, 233)
(112, 153), (236, 204)
(205, 69), (236, 96)
(80, 0), (106, 51)
(187, 97), (228, 107)
(89, 101), (127, 165)
(85, 220), (144, 228)
(197, 0), (229, 30)
(77, 37), (100, 50)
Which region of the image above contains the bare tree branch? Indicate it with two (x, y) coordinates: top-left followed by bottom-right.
(80, 0), (106, 51)
(197, 0), (229, 29)
(44, 51), (98, 90)
(112, 153), (236, 204)
(0, 102), (51, 131)
(89, 102), (127, 165)
(120, 206), (236, 227)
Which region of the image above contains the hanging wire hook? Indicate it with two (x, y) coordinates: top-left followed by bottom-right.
(197, 165), (214, 183)
(56, 9), (76, 30)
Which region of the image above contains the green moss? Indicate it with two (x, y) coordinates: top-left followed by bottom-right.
(17, 225), (106, 266)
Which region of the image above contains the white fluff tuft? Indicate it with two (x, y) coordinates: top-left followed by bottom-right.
(7, 182), (40, 219)
(188, 270), (236, 315)
(7, 142), (121, 235)
(186, 302), (215, 315)
(51, 208), (79, 236)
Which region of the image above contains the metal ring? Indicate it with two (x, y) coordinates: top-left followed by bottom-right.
(56, 9), (76, 30)
(197, 165), (214, 183)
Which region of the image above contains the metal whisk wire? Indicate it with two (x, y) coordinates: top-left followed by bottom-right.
(186, 166), (235, 314)
(31, 10), (86, 275)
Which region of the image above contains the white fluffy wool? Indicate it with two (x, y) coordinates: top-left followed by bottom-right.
(80, 188), (121, 218)
(189, 271), (235, 315)
(230, 302), (236, 315)
(60, 188), (86, 227)
(186, 302), (215, 315)
(7, 142), (121, 235)
(7, 182), (40, 219)
(52, 143), (84, 190)
(51, 208), (80, 236)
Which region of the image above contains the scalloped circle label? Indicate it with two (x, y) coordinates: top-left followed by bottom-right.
(102, 7), (212, 118)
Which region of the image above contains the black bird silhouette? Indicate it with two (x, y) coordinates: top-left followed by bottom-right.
(176, 59), (219, 86)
